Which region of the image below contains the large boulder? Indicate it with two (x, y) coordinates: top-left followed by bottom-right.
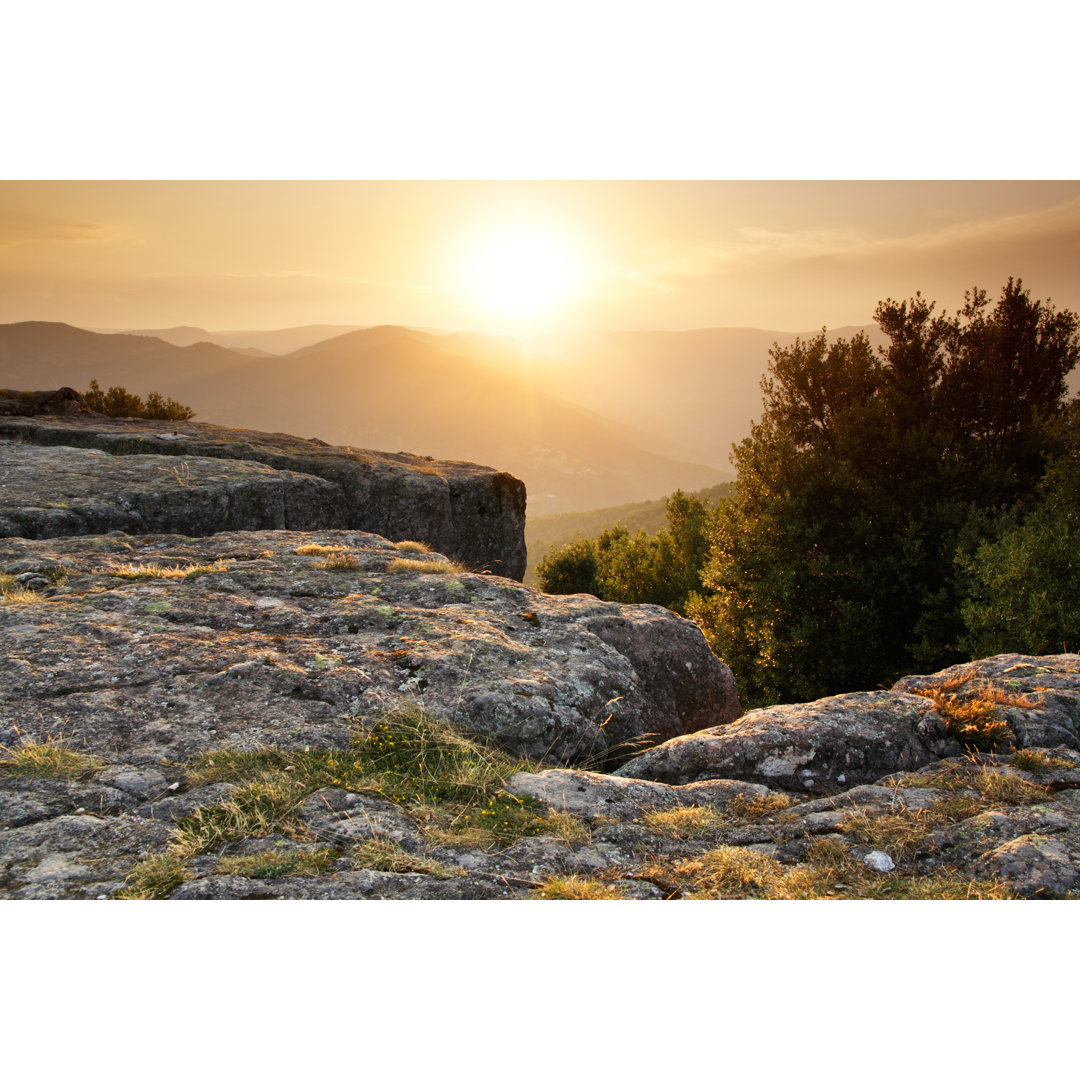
(893, 654), (1080, 751)
(0, 530), (739, 768)
(0, 411), (527, 579)
(614, 691), (954, 792)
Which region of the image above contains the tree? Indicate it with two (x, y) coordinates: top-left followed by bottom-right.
(959, 403), (1080, 656)
(537, 491), (718, 614)
(693, 280), (1080, 707)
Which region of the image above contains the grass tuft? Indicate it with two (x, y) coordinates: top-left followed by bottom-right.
(293, 544), (348, 557)
(316, 553), (363, 572)
(386, 557), (466, 575)
(642, 805), (725, 838)
(535, 874), (615, 900)
(1012, 748), (1073, 776)
(115, 853), (193, 899)
(0, 573), (43, 604)
(350, 839), (463, 879)
(216, 848), (337, 880)
(0, 732), (106, 778)
(393, 540), (431, 554)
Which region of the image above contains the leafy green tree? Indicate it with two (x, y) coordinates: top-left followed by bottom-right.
(537, 491), (718, 614)
(959, 403), (1080, 656)
(694, 280), (1079, 707)
(535, 535), (599, 596)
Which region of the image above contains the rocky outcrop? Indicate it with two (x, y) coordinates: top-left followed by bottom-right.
(893, 654), (1080, 750)
(0, 387), (90, 417)
(0, 411), (527, 579)
(0, 530), (738, 768)
(612, 691), (956, 792)
(0, 443), (347, 538)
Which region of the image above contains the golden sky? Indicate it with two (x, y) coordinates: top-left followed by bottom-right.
(3, 180), (1079, 335)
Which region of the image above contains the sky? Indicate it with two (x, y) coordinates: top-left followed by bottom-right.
(3, 179), (1080, 336)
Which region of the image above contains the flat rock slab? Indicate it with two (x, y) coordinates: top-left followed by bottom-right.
(505, 769), (770, 821)
(0, 529), (739, 768)
(0, 443), (347, 539)
(893, 653), (1080, 750)
(0, 414), (527, 578)
(613, 691), (954, 793)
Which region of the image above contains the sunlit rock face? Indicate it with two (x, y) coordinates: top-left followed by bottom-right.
(893, 655), (1080, 751)
(614, 691), (954, 792)
(0, 530), (739, 768)
(0, 412), (527, 580)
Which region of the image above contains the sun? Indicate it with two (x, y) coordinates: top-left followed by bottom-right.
(458, 223), (586, 324)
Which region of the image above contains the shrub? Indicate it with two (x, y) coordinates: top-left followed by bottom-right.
(85, 379), (195, 421)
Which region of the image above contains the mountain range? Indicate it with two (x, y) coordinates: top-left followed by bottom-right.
(13, 318), (1065, 516)
(0, 321), (732, 513)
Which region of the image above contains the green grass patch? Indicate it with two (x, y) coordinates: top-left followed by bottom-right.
(216, 848), (337, 880)
(115, 853), (193, 899)
(123, 708), (564, 896)
(1012, 748), (1074, 776)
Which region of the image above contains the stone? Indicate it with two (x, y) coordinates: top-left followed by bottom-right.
(0, 530), (738, 768)
(893, 653), (1080, 750)
(0, 411), (526, 579)
(504, 769), (769, 822)
(613, 691), (952, 792)
(864, 850), (895, 873)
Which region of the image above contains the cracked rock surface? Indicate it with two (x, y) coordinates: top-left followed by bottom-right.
(0, 414), (527, 578)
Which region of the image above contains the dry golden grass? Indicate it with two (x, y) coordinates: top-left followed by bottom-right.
(725, 791), (793, 819)
(839, 796), (983, 861)
(110, 561), (226, 580)
(535, 874), (615, 900)
(350, 839), (463, 879)
(910, 676), (1046, 752)
(293, 544), (348, 557)
(316, 552), (363, 572)
(386, 557), (466, 575)
(0, 733), (106, 778)
(642, 805), (725, 838)
(393, 540), (431, 554)
(649, 838), (1016, 900)
(0, 574), (43, 604)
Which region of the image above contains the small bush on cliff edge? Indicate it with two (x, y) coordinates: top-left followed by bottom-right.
(85, 379), (195, 421)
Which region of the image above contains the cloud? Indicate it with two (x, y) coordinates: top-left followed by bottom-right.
(0, 211), (115, 247)
(611, 196), (1080, 292)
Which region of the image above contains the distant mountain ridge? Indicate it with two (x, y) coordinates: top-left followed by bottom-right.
(0, 320), (728, 513)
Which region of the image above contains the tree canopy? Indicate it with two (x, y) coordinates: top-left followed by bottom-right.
(692, 279), (1080, 705)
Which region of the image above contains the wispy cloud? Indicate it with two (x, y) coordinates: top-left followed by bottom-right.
(613, 196), (1080, 291)
(0, 211), (116, 247)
